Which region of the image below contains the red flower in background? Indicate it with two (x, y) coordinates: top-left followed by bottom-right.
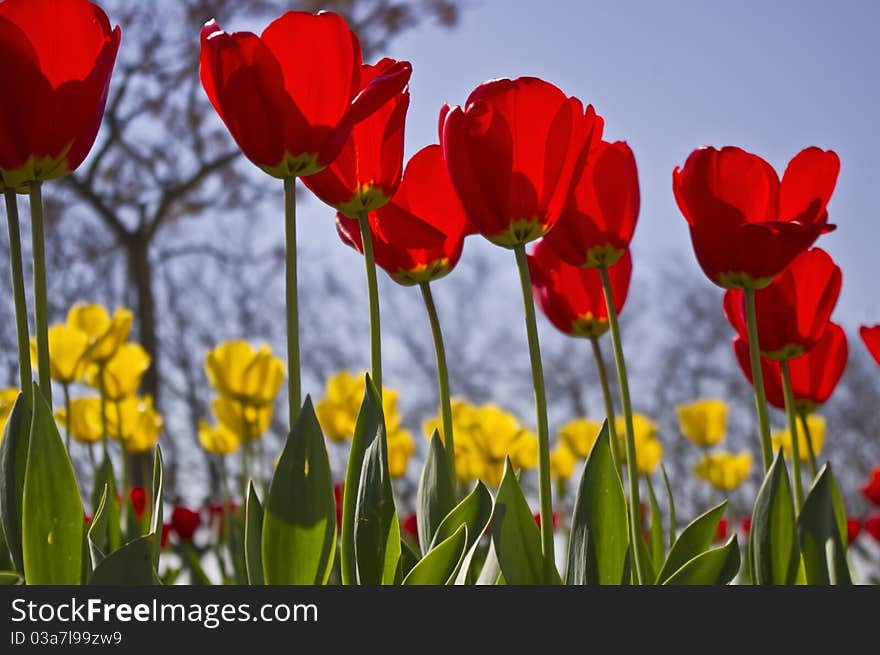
(199, 11), (411, 179)
(303, 58), (410, 216)
(402, 513), (419, 544)
(860, 326), (880, 367)
(336, 144), (472, 285)
(533, 511), (560, 532)
(171, 506), (201, 543)
(129, 487), (146, 520)
(544, 139), (640, 268)
(161, 523), (171, 549)
(714, 518), (728, 542)
(440, 77), (599, 248)
(0, 0), (121, 188)
(673, 146), (839, 289)
(527, 239), (632, 338)
(733, 322), (848, 412)
(724, 248), (841, 360)
(861, 467), (880, 506)
(334, 482), (344, 531)
(865, 513), (880, 543)
(846, 518), (861, 545)
(740, 517), (751, 535)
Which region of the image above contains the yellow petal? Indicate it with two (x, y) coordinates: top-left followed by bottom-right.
(387, 428), (415, 478)
(212, 394), (272, 440)
(675, 398), (727, 447)
(551, 444), (578, 480)
(198, 419), (241, 455)
(87, 342), (151, 401)
(57, 397), (104, 444)
(557, 418), (601, 459)
(0, 387), (20, 441)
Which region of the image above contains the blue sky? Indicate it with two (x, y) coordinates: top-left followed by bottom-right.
(367, 0), (880, 324)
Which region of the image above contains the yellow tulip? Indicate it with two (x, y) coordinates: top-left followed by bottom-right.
(460, 403), (538, 486)
(67, 303), (132, 364)
(86, 342), (151, 401)
(315, 371), (405, 442)
(30, 324), (89, 384)
(421, 398), (478, 443)
(106, 395), (163, 453)
(615, 412), (658, 446)
(634, 438), (663, 475)
(771, 414), (825, 462)
(675, 399), (727, 447)
(198, 419), (241, 455)
(387, 428), (415, 478)
(557, 418), (601, 458)
(55, 397), (103, 444)
(693, 451), (752, 491)
(551, 443), (578, 480)
(614, 412), (662, 474)
(212, 394), (273, 440)
(0, 387), (19, 440)
(204, 340), (285, 407)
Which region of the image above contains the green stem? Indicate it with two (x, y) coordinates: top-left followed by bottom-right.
(598, 264), (645, 585)
(798, 410), (818, 479)
(589, 336), (622, 474)
(420, 281), (455, 477)
(357, 211), (382, 399)
(283, 177), (301, 425)
(28, 182), (51, 404)
(220, 456), (232, 571)
(4, 189), (33, 406)
(239, 401), (251, 501)
(743, 288), (773, 472)
(63, 383), (71, 452)
(513, 245), (555, 582)
(98, 365), (109, 461)
(780, 360), (804, 509)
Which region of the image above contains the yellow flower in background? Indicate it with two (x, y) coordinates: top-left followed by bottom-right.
(614, 412), (662, 474)
(455, 403), (538, 487)
(86, 342), (151, 401)
(0, 387), (19, 439)
(634, 437), (663, 474)
(675, 399), (727, 447)
(55, 397), (103, 444)
(693, 451), (752, 491)
(30, 325), (89, 384)
(198, 420), (241, 455)
(551, 443), (577, 480)
(67, 303), (132, 364)
(315, 371), (404, 442)
(213, 394), (273, 440)
(387, 428), (415, 478)
(106, 395), (163, 453)
(557, 418), (601, 458)
(510, 430), (538, 470)
(205, 340), (285, 407)
(615, 412), (658, 445)
(771, 414), (825, 462)
(421, 398), (477, 444)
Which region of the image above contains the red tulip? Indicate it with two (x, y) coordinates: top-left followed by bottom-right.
(723, 248), (841, 360)
(199, 11), (411, 179)
(160, 523), (171, 550)
(527, 239), (632, 338)
(673, 146), (839, 289)
(740, 517), (752, 535)
(714, 518), (728, 542)
(865, 513), (880, 543)
(861, 467), (880, 507)
(303, 58), (410, 216)
(543, 139), (640, 268)
(402, 513), (419, 543)
(170, 506), (201, 543)
(846, 518), (861, 545)
(336, 144), (472, 285)
(129, 487), (146, 520)
(533, 511), (560, 532)
(0, 0), (121, 188)
(859, 325), (880, 367)
(733, 322), (848, 411)
(440, 77), (600, 248)
(334, 482), (344, 531)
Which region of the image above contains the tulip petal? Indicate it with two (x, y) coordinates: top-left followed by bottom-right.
(779, 147), (840, 223)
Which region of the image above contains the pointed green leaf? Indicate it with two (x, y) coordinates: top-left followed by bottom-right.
(797, 464), (852, 585)
(647, 475), (665, 568)
(417, 431), (455, 555)
(89, 534), (158, 585)
(751, 450), (800, 585)
(340, 375), (384, 585)
(634, 527), (657, 583)
(262, 397), (336, 584)
(431, 480), (492, 554)
(0, 393), (30, 572)
(382, 514), (401, 585)
(245, 481), (264, 585)
(0, 571), (22, 585)
(475, 541), (502, 585)
(566, 423), (629, 585)
(398, 538), (420, 581)
(663, 535), (740, 585)
(403, 524), (468, 585)
(148, 446), (164, 568)
(656, 501), (726, 584)
(661, 464), (677, 547)
(87, 485), (111, 568)
(22, 385), (84, 584)
(90, 455), (121, 556)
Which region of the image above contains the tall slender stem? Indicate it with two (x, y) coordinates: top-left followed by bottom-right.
(798, 410), (818, 479)
(420, 281), (455, 476)
(743, 287), (773, 472)
(28, 182), (51, 404)
(98, 365), (109, 461)
(357, 211), (382, 399)
(598, 264), (645, 585)
(63, 383), (72, 452)
(4, 189), (33, 405)
(780, 360), (804, 509)
(513, 245), (555, 581)
(589, 336), (622, 473)
(283, 177), (301, 424)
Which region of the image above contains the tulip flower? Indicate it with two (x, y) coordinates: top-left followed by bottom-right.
(741, 517), (752, 535)
(204, 340), (285, 408)
(675, 399), (728, 447)
(54, 397), (102, 445)
(129, 487), (146, 521)
(865, 513), (880, 543)
(861, 467), (880, 506)
(67, 304), (132, 365)
(557, 418), (601, 459)
(160, 523), (171, 550)
(212, 394), (273, 442)
(771, 414), (825, 463)
(86, 342), (151, 401)
(714, 518), (728, 543)
(550, 443), (578, 481)
(387, 427), (415, 479)
(315, 371), (405, 442)
(105, 395), (163, 454)
(0, 387), (18, 439)
(533, 512), (560, 532)
(846, 518), (861, 545)
(171, 507), (201, 543)
(723, 248), (841, 360)
(859, 325), (880, 367)
(29, 325), (88, 385)
(401, 513), (419, 544)
(198, 420), (241, 456)
(693, 451), (752, 492)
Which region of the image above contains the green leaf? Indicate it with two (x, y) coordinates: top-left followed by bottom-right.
(403, 524), (468, 585)
(797, 464), (852, 585)
(0, 392), (30, 573)
(90, 456), (121, 556)
(0, 571), (22, 585)
(566, 423), (628, 585)
(656, 501), (726, 584)
(148, 446), (164, 568)
(87, 485), (111, 568)
(22, 385), (84, 584)
(262, 397), (336, 585)
(647, 475), (665, 568)
(492, 459), (558, 584)
(245, 481), (264, 585)
(475, 541), (502, 585)
(751, 450), (800, 585)
(662, 535), (740, 585)
(398, 538), (420, 581)
(661, 464), (677, 547)
(89, 534), (158, 585)
(634, 526), (657, 583)
(340, 375), (384, 585)
(431, 481), (493, 585)
(416, 431), (455, 555)
(382, 514), (401, 585)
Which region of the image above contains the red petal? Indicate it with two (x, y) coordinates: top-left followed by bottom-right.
(779, 147), (840, 224)
(860, 325), (880, 367)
